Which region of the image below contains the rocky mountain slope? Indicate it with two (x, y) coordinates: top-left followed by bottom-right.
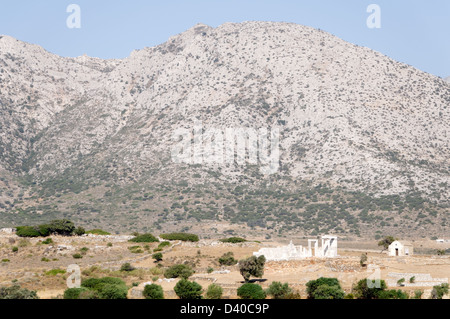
(0, 22), (448, 238)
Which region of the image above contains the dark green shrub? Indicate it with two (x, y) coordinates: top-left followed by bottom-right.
(72, 253), (83, 259)
(12, 246), (18, 253)
(37, 225), (50, 237)
(312, 284), (345, 299)
(219, 252), (237, 266)
(16, 226), (41, 238)
(239, 255), (266, 282)
(378, 289), (409, 299)
(42, 238), (53, 245)
(79, 290), (100, 299)
(174, 279), (203, 299)
(152, 253), (163, 262)
(0, 285), (39, 299)
(219, 237), (247, 243)
(237, 283), (266, 299)
(158, 241), (171, 249)
(205, 284), (223, 299)
(98, 284), (128, 299)
(160, 233), (199, 242)
(64, 287), (90, 299)
(74, 227), (86, 236)
(431, 283), (449, 299)
(82, 277), (125, 291)
(48, 219), (75, 236)
(143, 284), (164, 299)
(164, 264), (194, 279)
(80, 277), (128, 299)
(266, 282), (293, 299)
(129, 233), (159, 243)
(45, 269), (66, 276)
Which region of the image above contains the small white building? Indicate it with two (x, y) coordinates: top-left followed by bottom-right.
(388, 240), (414, 256)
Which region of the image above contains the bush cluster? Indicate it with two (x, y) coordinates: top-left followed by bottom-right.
(64, 277), (128, 299)
(160, 233), (199, 242)
(16, 220), (82, 237)
(219, 237), (247, 244)
(129, 233), (159, 243)
(164, 264), (194, 279)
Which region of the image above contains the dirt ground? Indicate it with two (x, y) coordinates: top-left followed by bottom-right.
(0, 234), (448, 299)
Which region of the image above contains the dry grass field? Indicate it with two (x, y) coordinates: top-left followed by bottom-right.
(0, 234), (448, 299)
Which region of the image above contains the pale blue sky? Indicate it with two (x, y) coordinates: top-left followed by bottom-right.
(0, 0), (448, 78)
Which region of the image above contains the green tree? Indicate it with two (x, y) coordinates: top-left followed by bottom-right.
(174, 279), (203, 299)
(306, 278), (344, 299)
(266, 282), (293, 299)
(377, 236), (396, 251)
(237, 283), (266, 299)
(205, 284), (223, 299)
(239, 255), (266, 282)
(143, 284), (164, 299)
(48, 219), (76, 236)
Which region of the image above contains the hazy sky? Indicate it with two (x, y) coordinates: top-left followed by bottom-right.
(0, 0), (449, 78)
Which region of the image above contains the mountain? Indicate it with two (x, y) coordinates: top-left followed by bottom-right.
(445, 77), (450, 83)
(0, 22), (449, 238)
